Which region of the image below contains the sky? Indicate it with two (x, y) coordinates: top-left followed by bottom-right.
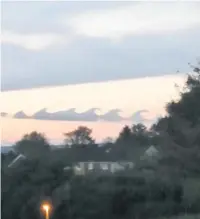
(1, 1), (200, 145)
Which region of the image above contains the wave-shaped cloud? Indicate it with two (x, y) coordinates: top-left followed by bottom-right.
(14, 111), (30, 119)
(1, 112), (8, 117)
(9, 108), (158, 123)
(32, 107), (100, 121)
(99, 109), (123, 122)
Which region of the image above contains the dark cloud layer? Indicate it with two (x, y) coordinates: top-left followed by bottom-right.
(2, 29), (200, 91)
(2, 2), (200, 91)
(2, 1), (130, 34)
(8, 108), (158, 123)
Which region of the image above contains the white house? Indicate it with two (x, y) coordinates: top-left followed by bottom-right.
(140, 145), (159, 161)
(66, 161), (135, 175)
(63, 145), (161, 175)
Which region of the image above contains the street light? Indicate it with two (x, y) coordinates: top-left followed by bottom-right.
(41, 203), (51, 219)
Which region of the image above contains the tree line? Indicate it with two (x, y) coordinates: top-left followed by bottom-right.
(1, 62), (200, 219)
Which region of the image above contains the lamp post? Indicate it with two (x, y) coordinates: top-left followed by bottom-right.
(41, 203), (51, 219)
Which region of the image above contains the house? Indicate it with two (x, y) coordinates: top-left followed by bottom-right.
(7, 153), (27, 168)
(140, 145), (159, 161)
(63, 145), (161, 176)
(64, 161), (134, 175)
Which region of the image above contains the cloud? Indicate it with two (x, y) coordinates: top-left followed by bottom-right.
(131, 110), (149, 123)
(130, 110), (159, 124)
(1, 2), (128, 50)
(2, 31), (197, 91)
(2, 2), (200, 51)
(1, 2), (200, 90)
(10, 108), (159, 123)
(32, 108), (100, 121)
(2, 1), (128, 34)
(1, 112), (8, 117)
(1, 31), (68, 51)
(68, 2), (200, 41)
(1, 74), (187, 117)
(14, 111), (29, 119)
(99, 109), (124, 122)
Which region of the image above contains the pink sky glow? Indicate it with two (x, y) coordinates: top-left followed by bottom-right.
(1, 74), (186, 145)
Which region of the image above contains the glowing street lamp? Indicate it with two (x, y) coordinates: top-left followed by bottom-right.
(41, 203), (51, 219)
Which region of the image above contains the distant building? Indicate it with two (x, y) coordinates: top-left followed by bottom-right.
(7, 154), (27, 168)
(63, 145), (160, 175)
(140, 145), (159, 160)
(64, 161), (134, 175)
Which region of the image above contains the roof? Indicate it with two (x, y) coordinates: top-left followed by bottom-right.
(144, 145), (159, 156)
(8, 154), (26, 168)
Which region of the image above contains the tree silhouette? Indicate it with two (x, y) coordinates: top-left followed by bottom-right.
(64, 126), (95, 146)
(116, 126), (132, 144)
(154, 61), (200, 176)
(15, 131), (50, 158)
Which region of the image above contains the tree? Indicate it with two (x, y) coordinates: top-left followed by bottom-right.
(116, 124), (151, 147)
(131, 123), (151, 146)
(116, 126), (132, 144)
(132, 123), (147, 135)
(163, 62), (200, 146)
(154, 61), (200, 176)
(1, 158), (71, 219)
(64, 126), (95, 146)
(166, 62), (200, 126)
(1, 150), (16, 166)
(15, 131), (50, 158)
(115, 126), (133, 160)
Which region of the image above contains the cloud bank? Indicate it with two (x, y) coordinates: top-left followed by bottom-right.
(68, 2), (200, 41)
(7, 108), (158, 123)
(2, 2), (200, 50)
(1, 2), (200, 91)
(1, 31), (68, 51)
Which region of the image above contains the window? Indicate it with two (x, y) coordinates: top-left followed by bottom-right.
(88, 162), (93, 170)
(101, 163), (108, 170)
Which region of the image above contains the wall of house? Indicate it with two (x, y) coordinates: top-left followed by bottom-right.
(73, 161), (134, 175)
